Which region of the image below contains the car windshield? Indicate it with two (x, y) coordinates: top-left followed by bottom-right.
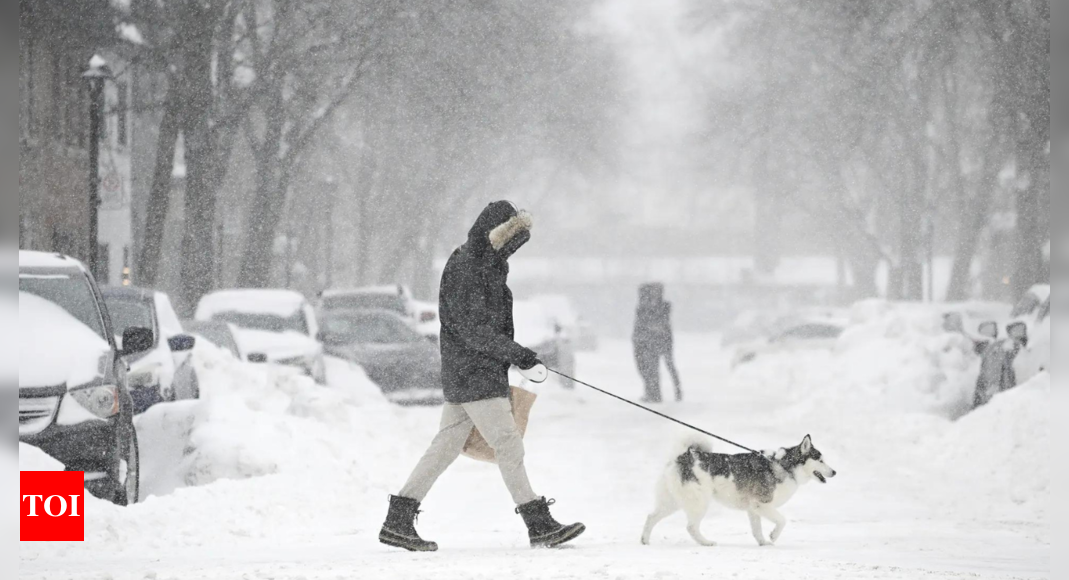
(779, 324), (843, 340)
(19, 273), (107, 340)
(212, 310), (309, 335)
(322, 314), (418, 344)
(105, 298), (154, 340)
(322, 294), (406, 314)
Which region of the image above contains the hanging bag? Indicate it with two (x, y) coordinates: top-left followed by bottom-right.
(462, 386), (537, 463)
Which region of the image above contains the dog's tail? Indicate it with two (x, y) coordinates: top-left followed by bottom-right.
(672, 431), (714, 458)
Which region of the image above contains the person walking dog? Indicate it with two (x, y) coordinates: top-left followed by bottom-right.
(632, 282), (682, 403)
(379, 201), (585, 552)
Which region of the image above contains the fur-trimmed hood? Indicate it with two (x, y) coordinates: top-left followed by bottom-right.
(465, 201), (533, 260)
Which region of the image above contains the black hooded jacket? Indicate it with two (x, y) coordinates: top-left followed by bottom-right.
(438, 201), (538, 403)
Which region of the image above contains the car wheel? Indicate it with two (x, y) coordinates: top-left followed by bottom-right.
(114, 422), (140, 506)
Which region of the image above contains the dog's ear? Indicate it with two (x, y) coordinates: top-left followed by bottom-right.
(800, 435), (813, 454)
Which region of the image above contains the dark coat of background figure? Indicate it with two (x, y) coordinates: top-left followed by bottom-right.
(438, 201), (539, 404)
(632, 283), (681, 403)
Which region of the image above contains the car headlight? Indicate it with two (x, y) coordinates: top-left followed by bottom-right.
(69, 385), (120, 419)
(127, 364), (161, 389)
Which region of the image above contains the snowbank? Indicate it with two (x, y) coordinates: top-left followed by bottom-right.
(729, 300), (1048, 524)
(135, 341), (389, 498)
(19, 443), (64, 471)
(924, 372), (1049, 522)
(734, 299), (979, 421)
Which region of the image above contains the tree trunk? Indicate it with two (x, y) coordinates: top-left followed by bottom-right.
(1013, 139), (1046, 299)
(136, 79), (181, 286)
(946, 161), (1000, 301)
(177, 0), (217, 312)
(895, 158), (926, 301)
(238, 85), (287, 288)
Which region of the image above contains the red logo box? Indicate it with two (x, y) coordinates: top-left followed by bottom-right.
(20, 471), (85, 541)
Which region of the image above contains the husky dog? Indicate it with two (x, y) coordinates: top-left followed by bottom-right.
(641, 435), (836, 547)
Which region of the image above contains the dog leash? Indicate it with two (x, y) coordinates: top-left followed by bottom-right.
(548, 368), (770, 460)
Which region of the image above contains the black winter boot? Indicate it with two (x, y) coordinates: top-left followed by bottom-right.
(516, 497), (586, 548)
(379, 495), (438, 552)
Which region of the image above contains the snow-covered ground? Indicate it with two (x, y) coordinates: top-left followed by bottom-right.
(20, 304), (1048, 579)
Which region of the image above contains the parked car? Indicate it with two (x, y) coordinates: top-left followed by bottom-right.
(531, 294), (598, 352)
(103, 287), (198, 411)
(319, 284), (415, 316)
(972, 284), (1050, 409)
(182, 319), (246, 360)
(731, 320), (845, 368)
(318, 309), (442, 405)
(18, 250), (150, 505)
(513, 300), (576, 385)
(318, 285), (440, 341)
(195, 289), (327, 384)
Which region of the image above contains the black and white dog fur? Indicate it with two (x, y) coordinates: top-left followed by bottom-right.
(641, 435), (836, 547)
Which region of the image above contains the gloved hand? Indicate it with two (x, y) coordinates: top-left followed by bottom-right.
(517, 348), (540, 371)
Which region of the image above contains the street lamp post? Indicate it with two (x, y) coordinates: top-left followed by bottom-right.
(83, 56), (113, 280)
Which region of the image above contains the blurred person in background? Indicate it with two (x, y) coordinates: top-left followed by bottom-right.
(632, 282), (682, 403)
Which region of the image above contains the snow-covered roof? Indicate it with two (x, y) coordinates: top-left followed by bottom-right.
(195, 289), (308, 320)
(18, 250), (85, 271)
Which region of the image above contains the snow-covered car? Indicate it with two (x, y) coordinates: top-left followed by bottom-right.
(195, 289), (327, 384)
(973, 284), (1050, 408)
(731, 320), (846, 368)
(182, 319), (247, 361)
(318, 308), (443, 406)
(531, 294), (597, 352)
(513, 300), (575, 385)
(318, 284), (440, 341)
(103, 287), (198, 411)
(18, 251), (147, 505)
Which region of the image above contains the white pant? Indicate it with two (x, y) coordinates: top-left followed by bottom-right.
(399, 397), (538, 505)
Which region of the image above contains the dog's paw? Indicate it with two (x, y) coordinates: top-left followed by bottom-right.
(756, 539), (773, 547)
(700, 540), (718, 547)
